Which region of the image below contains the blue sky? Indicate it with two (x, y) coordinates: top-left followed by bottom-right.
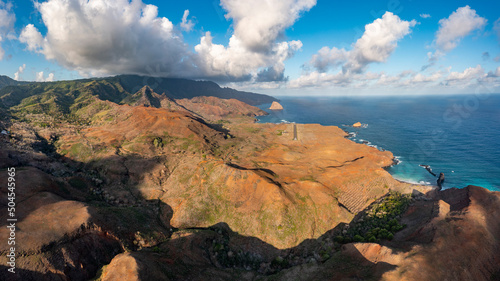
(0, 0), (499, 95)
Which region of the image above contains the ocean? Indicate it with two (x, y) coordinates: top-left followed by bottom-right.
(257, 94), (500, 192)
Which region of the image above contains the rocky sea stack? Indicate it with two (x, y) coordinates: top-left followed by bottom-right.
(269, 101), (284, 110)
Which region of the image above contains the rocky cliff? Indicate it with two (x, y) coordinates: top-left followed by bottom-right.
(269, 101), (283, 110)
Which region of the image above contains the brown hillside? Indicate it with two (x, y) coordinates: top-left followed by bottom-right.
(176, 96), (268, 120)
(125, 86), (267, 121)
(2, 92), (499, 281)
(56, 111), (429, 248)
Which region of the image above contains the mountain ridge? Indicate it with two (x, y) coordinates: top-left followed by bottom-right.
(115, 74), (276, 105)
(0, 75), (30, 89)
(0, 74), (277, 107)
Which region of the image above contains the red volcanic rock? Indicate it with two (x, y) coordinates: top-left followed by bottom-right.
(381, 185), (500, 281)
(101, 253), (141, 281)
(0, 167), (123, 281)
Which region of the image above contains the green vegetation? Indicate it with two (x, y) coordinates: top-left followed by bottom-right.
(299, 175), (317, 182)
(334, 192), (410, 244)
(67, 143), (93, 160)
(144, 132), (204, 154)
(68, 177), (87, 190)
(56, 181), (71, 195)
(0, 75), (28, 89)
(0, 75), (276, 126)
(211, 141), (237, 158)
(0, 78), (129, 125)
(215, 119), (230, 124)
(153, 137), (164, 148)
(89, 264), (108, 281)
(271, 256), (289, 269)
(244, 127), (260, 133)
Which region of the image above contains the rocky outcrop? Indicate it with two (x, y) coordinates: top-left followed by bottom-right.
(246, 185), (500, 281)
(0, 131), (172, 281)
(353, 122), (362, 127)
(269, 101), (283, 110)
(419, 164), (437, 177)
(129, 86), (164, 108)
(381, 185), (500, 281)
(0, 167), (123, 281)
(437, 172), (445, 190)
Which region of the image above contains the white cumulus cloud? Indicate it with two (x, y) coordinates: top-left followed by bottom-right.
(292, 12), (417, 89)
(14, 63), (26, 81)
(376, 70), (444, 87)
(486, 67), (500, 77)
(435, 6), (486, 52)
(420, 14), (431, 19)
(18, 0), (313, 82)
(445, 65), (485, 83)
(288, 71), (351, 88)
(0, 1), (15, 60)
(35, 71), (55, 82)
(19, 24), (44, 52)
(491, 67), (500, 77)
(289, 64), (492, 91)
(403, 72), (442, 85)
(309, 46), (348, 73)
(19, 0), (193, 77)
(347, 12), (416, 73)
(193, 0), (315, 81)
(180, 10), (194, 32)
(220, 0), (315, 52)
(376, 73), (402, 86)
(307, 12), (416, 75)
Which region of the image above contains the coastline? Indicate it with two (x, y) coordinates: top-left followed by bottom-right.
(258, 117), (494, 197)
(256, 96), (500, 192)
(391, 177), (436, 193)
(256, 119), (436, 197)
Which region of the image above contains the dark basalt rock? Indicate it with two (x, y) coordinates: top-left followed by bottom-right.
(437, 172), (445, 190)
(420, 164), (437, 177)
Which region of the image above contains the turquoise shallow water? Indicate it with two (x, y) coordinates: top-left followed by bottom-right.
(257, 94), (500, 191)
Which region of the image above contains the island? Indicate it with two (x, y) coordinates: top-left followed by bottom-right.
(269, 101), (284, 110)
(0, 75), (499, 281)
